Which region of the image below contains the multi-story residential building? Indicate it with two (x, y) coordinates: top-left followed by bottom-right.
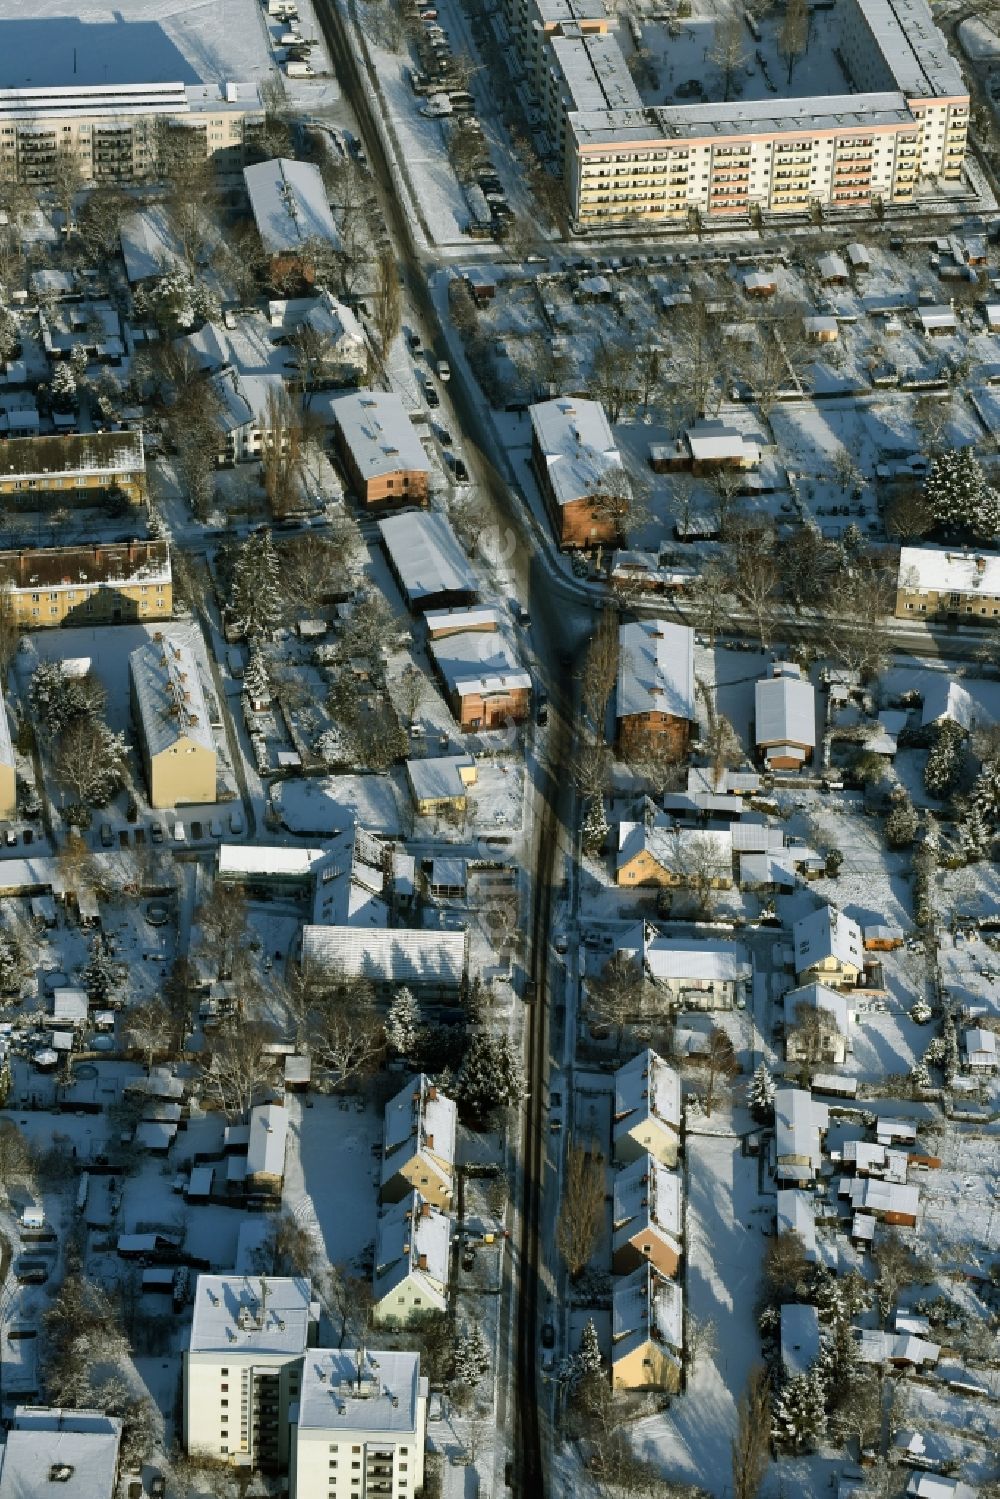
(184, 1274), (318, 1470)
(212, 366), (288, 465)
(332, 392), (431, 508)
(529, 397), (624, 548)
(0, 24), (262, 186)
(896, 546), (1000, 623)
(426, 611), (532, 730)
(381, 1075), (457, 1210)
(792, 905), (864, 988)
(0, 1408), (122, 1499)
(0, 541), (171, 629)
(0, 693), (14, 823)
(244, 158), (342, 284)
(616, 619), (695, 760)
(129, 633), (217, 808)
(503, 0), (967, 228)
(372, 1192), (451, 1325)
(0, 431), (145, 508)
(289, 1348), (427, 1499)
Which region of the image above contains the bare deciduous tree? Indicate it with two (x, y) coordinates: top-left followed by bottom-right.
(701, 1026), (738, 1115)
(372, 249), (402, 369)
(709, 6), (748, 101)
(196, 881), (249, 981)
(779, 0), (808, 84)
(556, 1141), (605, 1278)
(261, 386), (305, 521)
(732, 1365), (771, 1499)
(580, 604), (620, 729)
(763, 1229), (810, 1300)
(198, 1017), (278, 1119)
(587, 950), (653, 1043)
(590, 336), (634, 423)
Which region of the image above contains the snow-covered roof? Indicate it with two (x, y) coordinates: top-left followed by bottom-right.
(847, 243), (871, 268)
(211, 366), (285, 434)
(780, 1303), (820, 1378)
(373, 1192), (450, 1312)
(296, 1348), (424, 1435)
(729, 821), (785, 853)
(302, 926), (465, 986)
(119, 206), (184, 284)
(428, 626), (532, 700)
(612, 1155), (682, 1260)
(52, 988), (88, 1024)
(617, 822), (732, 880)
(424, 606), (503, 636)
(246, 1103), (288, 1180)
(856, 1329), (940, 1365)
(847, 1177), (920, 1219)
(755, 670), (816, 750)
(685, 420), (760, 465)
(784, 980), (852, 1036)
(841, 1141), (908, 1180)
(406, 755), (476, 805)
(775, 1087), (828, 1170)
(244, 158), (342, 255)
(311, 826), (388, 929)
(899, 546), (1000, 596)
(818, 252), (849, 281)
(129, 634), (215, 756)
(612, 1264), (682, 1361)
(740, 850), (798, 888)
(905, 1477), (964, 1499)
(382, 1075), (456, 1177)
(0, 1409), (122, 1499)
(636, 935), (750, 985)
(614, 1048), (681, 1135)
(378, 511), (478, 608)
(918, 305), (958, 332)
(189, 1274), (315, 1356)
(920, 678), (978, 732)
(964, 1026), (998, 1060)
(333, 392), (430, 482)
(529, 396), (623, 507)
(218, 844), (326, 880)
(776, 1188), (817, 1259)
(793, 905), (863, 974)
(617, 619), (695, 723)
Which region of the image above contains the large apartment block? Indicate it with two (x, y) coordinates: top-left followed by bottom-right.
(0, 22), (262, 185)
(503, 0), (967, 227)
(0, 431), (145, 508)
(0, 540), (171, 628)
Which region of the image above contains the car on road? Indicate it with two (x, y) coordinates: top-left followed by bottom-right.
(554, 933), (568, 954)
(436, 358), (451, 381)
(423, 381), (440, 409)
(407, 328), (422, 353)
(100, 823), (114, 848)
(453, 457), (468, 481)
(209, 818), (224, 838)
(436, 426), (453, 446)
(150, 821), (164, 844)
(229, 810), (245, 836)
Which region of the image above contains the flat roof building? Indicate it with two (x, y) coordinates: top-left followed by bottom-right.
(290, 1348), (427, 1499)
(0, 1408), (122, 1499)
(896, 546), (1000, 624)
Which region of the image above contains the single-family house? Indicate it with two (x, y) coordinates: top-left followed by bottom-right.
(683, 420), (761, 473)
(844, 1176), (919, 1227)
(776, 1188), (817, 1260)
(381, 1075), (457, 1210)
(406, 755), (477, 817)
(611, 1264), (683, 1391)
(427, 618), (531, 730)
(211, 366), (288, 465)
(372, 1192), (450, 1325)
(529, 397), (625, 549)
(616, 821), (733, 889)
(613, 1048), (682, 1167)
(784, 981), (852, 1067)
(792, 906), (864, 988)
(818, 252), (849, 284)
(963, 1026), (997, 1071)
(774, 1088), (828, 1182)
(612, 1155), (682, 1278)
(129, 635), (217, 809)
(856, 1329), (940, 1369)
(642, 935), (752, 1009)
(245, 1103), (288, 1196)
(616, 619), (695, 759)
(300, 927), (467, 999)
(332, 391), (431, 507)
(755, 663), (816, 770)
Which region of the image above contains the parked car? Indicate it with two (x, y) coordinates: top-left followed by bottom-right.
(453, 457), (468, 481)
(436, 358), (451, 381)
(100, 823), (114, 848)
(229, 810), (245, 836)
(150, 821), (164, 844)
(541, 1321), (555, 1349)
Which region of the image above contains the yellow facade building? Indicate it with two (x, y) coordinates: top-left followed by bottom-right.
(0, 694), (15, 822)
(0, 432), (145, 508)
(0, 541), (171, 629)
(129, 634), (217, 809)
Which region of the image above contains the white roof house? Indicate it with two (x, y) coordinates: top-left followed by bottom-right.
(964, 1026), (998, 1069)
(818, 252), (849, 282)
(630, 933), (751, 990)
(373, 1192), (451, 1320)
(755, 665), (816, 763)
(856, 1329), (940, 1367)
(617, 823), (733, 884)
(246, 1102), (289, 1183)
(918, 305), (958, 335)
(792, 905), (864, 983)
(428, 626), (532, 704)
(617, 619), (695, 723)
(776, 1188), (817, 1259)
(332, 392), (431, 484)
(381, 1075), (457, 1202)
(119, 205), (185, 284)
(211, 366), (286, 439)
(244, 158), (342, 255)
(775, 1088), (829, 1179)
(0, 1408), (122, 1499)
(784, 979), (852, 1038)
(529, 397), (624, 507)
(780, 1303), (820, 1377)
(612, 1262), (683, 1370)
(129, 634), (215, 758)
(378, 511), (478, 610)
(406, 755), (477, 808)
(612, 1154), (682, 1265)
(684, 420), (761, 466)
(920, 678), (978, 732)
(301, 926), (466, 990)
(613, 1048), (682, 1164)
(189, 1274), (317, 1357)
(845, 1177), (919, 1221)
(899, 546), (1000, 599)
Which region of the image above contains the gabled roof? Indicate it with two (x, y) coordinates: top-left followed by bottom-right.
(617, 822), (732, 879)
(793, 905), (863, 973)
(529, 397), (623, 507)
(373, 1192), (450, 1312)
(382, 1075), (457, 1182)
(378, 511), (478, 607)
(246, 1102), (288, 1179)
(244, 157), (342, 255)
(784, 980), (852, 1036)
(755, 670), (816, 750)
(617, 618), (695, 722)
(301, 926), (465, 986)
(614, 1048), (681, 1139)
(129, 634), (215, 757)
(612, 1263), (682, 1362)
(644, 935), (751, 985)
(776, 1188), (817, 1259)
(920, 678), (977, 732)
(775, 1087), (828, 1169)
(612, 1155), (682, 1261)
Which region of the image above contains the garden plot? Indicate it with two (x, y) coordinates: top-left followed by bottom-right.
(283, 1092), (381, 1271)
(939, 933), (1000, 1016)
(893, 1381), (1000, 1485)
(918, 1133), (1000, 1269)
(778, 791), (915, 929)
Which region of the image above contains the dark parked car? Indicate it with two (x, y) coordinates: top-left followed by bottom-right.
(541, 1321), (555, 1348)
(453, 458), (468, 481)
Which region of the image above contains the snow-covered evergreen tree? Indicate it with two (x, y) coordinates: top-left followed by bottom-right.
(909, 1060), (933, 1092)
(910, 998), (933, 1025)
(49, 361), (77, 413)
(747, 1061), (776, 1123)
(957, 799), (992, 861)
(70, 344), (89, 384)
(582, 795), (608, 854)
(577, 1318), (602, 1375)
(83, 937), (118, 1005)
(0, 307), (21, 365)
(136, 270), (219, 334)
(28, 661), (93, 740)
(923, 448), (1000, 542)
(242, 645), (271, 708)
(229, 532), (283, 641)
(456, 1033), (524, 1122)
(452, 1324), (489, 1386)
(0, 930), (23, 993)
(885, 796), (918, 848)
(924, 719), (966, 799)
(771, 1366), (827, 1453)
(386, 986), (419, 1058)
(968, 759), (1000, 824)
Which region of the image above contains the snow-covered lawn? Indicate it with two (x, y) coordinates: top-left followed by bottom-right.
(271, 771), (406, 835)
(283, 1092), (381, 1270)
